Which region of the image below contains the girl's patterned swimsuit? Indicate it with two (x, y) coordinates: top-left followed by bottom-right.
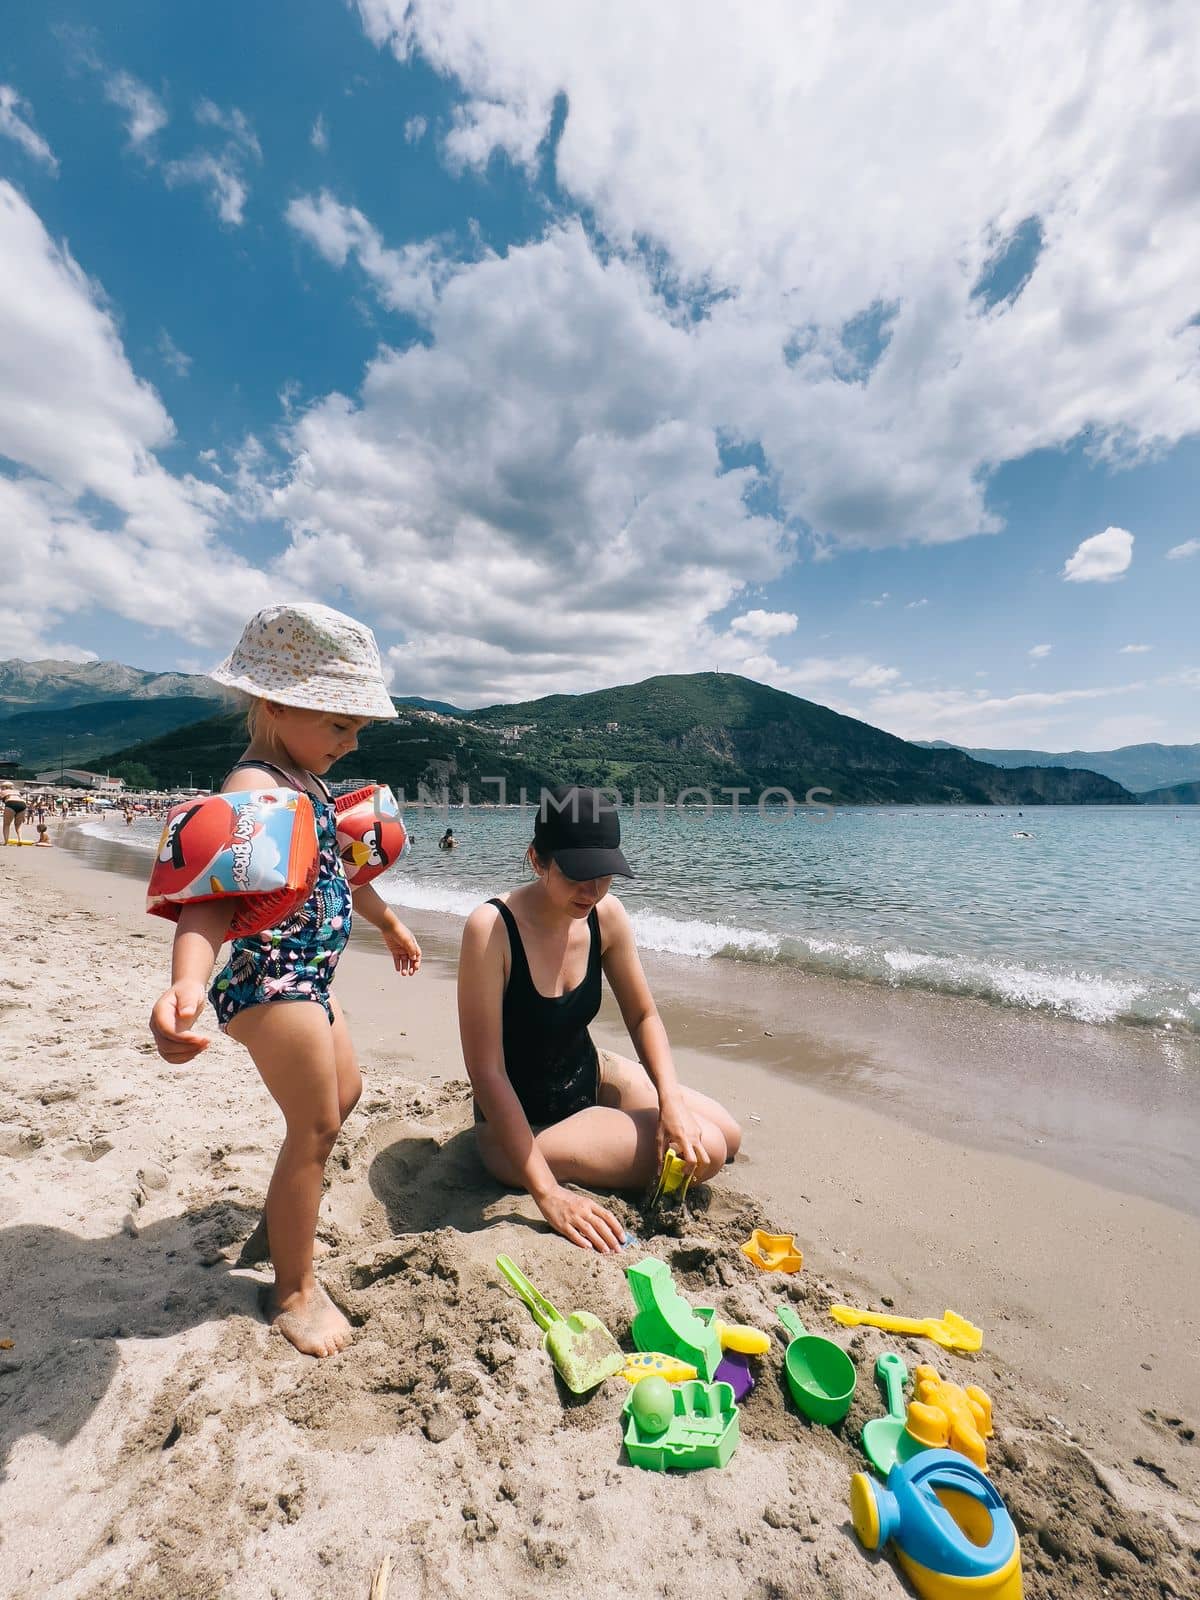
(210, 761), (352, 1029)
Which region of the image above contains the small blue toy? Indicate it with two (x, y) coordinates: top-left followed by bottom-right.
(850, 1449), (1023, 1600)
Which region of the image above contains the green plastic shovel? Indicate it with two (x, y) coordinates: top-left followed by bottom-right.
(497, 1255), (625, 1394)
(861, 1352), (909, 1475)
(777, 1302), (856, 1424)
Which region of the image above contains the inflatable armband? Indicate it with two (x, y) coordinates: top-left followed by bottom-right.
(147, 789), (319, 937)
(334, 784), (409, 887)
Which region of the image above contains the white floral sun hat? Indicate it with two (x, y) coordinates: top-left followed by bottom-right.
(210, 602), (398, 719)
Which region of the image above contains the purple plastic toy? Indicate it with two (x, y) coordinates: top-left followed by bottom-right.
(716, 1350), (755, 1401)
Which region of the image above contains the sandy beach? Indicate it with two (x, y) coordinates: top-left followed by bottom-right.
(1, 834), (1197, 1599)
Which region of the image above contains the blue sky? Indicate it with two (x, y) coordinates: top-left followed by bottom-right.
(1, 0), (1197, 749)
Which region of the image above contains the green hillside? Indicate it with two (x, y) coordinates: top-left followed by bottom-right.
(103, 706), (549, 799)
(917, 738), (1200, 794)
(1137, 781), (1200, 804)
(0, 696), (223, 773)
(106, 672), (1135, 806)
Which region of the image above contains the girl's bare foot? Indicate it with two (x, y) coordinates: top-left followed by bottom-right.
(262, 1282), (352, 1357)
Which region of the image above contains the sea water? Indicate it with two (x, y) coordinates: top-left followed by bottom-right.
(82, 803), (1199, 1033)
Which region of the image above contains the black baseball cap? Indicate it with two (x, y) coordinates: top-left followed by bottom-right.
(534, 785), (634, 880)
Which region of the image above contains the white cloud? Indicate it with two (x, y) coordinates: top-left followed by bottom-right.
(1028, 643), (1051, 658)
(866, 592), (890, 607)
(864, 679), (1146, 745)
(1089, 713), (1168, 749)
(1119, 643), (1151, 654)
(163, 101), (261, 225)
(1062, 526), (1133, 584)
(0, 182), (277, 658)
(286, 190), (457, 318)
(729, 609), (797, 640)
(1159, 666), (1200, 690)
(103, 70), (167, 148)
(0, 85), (58, 171)
(1167, 538), (1199, 560)
(403, 114), (427, 144)
(905, 597), (928, 608)
(267, 221), (796, 701)
(157, 329), (192, 376)
(353, 1), (1200, 551)
(310, 113), (329, 151)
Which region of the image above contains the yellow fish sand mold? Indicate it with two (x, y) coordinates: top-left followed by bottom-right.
(829, 1305), (983, 1354)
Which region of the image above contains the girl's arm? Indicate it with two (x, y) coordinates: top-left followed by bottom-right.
(149, 762), (270, 1061)
(350, 883), (421, 975)
(149, 900), (233, 1063)
(600, 896), (707, 1171)
(458, 904), (624, 1252)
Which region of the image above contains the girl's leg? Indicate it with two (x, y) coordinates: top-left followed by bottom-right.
(236, 995), (361, 1269)
(328, 994), (363, 1124)
(227, 1000), (351, 1358)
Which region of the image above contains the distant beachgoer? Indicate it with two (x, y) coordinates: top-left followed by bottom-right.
(149, 603), (422, 1358)
(35, 823), (52, 848)
(2, 789), (27, 844)
(439, 828), (456, 850)
(458, 785), (742, 1253)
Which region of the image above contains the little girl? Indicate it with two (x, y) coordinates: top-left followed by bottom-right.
(150, 603), (421, 1358)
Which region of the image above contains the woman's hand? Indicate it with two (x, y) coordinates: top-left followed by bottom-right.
(149, 980), (210, 1063)
(536, 1184), (626, 1253)
(382, 917), (422, 976)
(655, 1093), (707, 1175)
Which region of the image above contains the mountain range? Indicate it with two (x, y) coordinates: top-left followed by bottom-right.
(4, 656), (1181, 804)
(0, 658), (217, 720)
(916, 739), (1200, 795)
(96, 671), (1134, 805)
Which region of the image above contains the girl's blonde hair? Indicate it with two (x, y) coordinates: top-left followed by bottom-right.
(222, 690), (289, 758)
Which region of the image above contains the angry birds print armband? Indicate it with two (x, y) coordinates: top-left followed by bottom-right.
(147, 789), (319, 937)
(334, 784), (409, 887)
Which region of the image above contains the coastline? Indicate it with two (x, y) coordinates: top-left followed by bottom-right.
(1, 835), (1197, 1597)
(62, 822), (1200, 1215)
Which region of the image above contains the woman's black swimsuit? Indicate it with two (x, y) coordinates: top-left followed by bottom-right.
(481, 897), (603, 1127)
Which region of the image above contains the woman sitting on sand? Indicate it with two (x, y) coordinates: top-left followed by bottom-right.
(458, 786), (741, 1254)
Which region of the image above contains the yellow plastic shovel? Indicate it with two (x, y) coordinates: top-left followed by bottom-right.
(828, 1305), (983, 1353)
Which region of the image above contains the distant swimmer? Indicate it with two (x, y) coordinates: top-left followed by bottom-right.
(439, 828), (457, 851)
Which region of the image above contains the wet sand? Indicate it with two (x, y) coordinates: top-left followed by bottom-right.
(0, 834), (1197, 1598)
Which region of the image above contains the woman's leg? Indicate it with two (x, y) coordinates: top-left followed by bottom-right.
(476, 1050), (739, 1194)
(477, 1104), (663, 1192)
(1, 809), (9, 844)
(227, 1000), (351, 1357)
(597, 1050), (743, 1163)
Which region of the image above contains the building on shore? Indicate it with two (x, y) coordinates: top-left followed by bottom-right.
(33, 768), (126, 791)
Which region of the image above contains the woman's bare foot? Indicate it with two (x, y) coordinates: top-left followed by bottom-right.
(262, 1282), (352, 1357)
